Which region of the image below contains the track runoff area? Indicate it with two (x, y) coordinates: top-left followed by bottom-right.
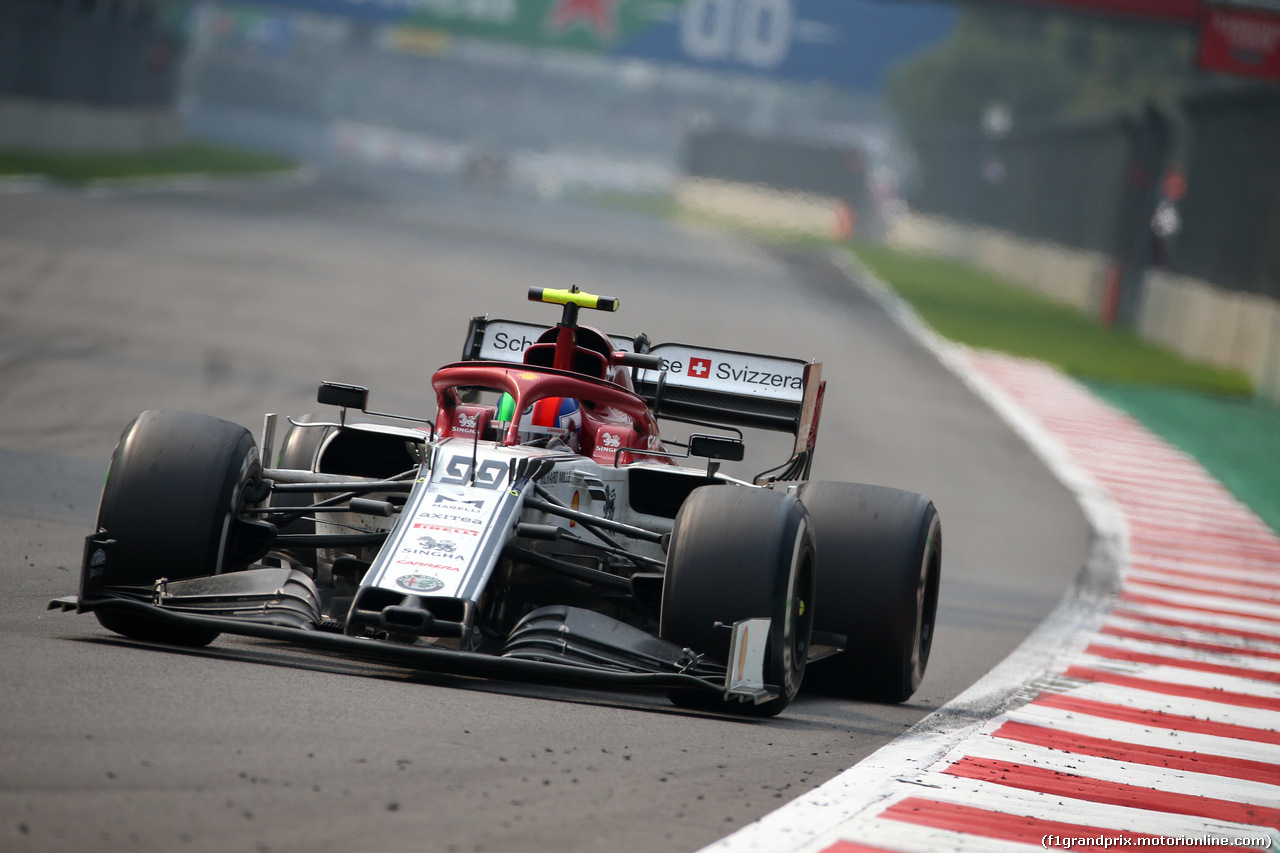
(704, 257), (1280, 853)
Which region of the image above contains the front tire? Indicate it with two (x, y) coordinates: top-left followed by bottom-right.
(796, 482), (941, 703)
(90, 410), (266, 646)
(660, 487), (815, 717)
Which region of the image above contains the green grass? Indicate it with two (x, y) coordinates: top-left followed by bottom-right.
(0, 142), (297, 184)
(852, 240), (1280, 533)
(1085, 381), (1280, 533)
(850, 241), (1252, 396)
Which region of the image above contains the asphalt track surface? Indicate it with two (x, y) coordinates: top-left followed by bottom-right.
(0, 169), (1090, 853)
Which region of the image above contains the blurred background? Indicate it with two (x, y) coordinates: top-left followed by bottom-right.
(3, 9), (1278, 849)
(2, 0), (1278, 406)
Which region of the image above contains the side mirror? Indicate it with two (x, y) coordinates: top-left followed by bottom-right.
(317, 382), (369, 411)
(689, 434), (745, 462)
(616, 350), (665, 371)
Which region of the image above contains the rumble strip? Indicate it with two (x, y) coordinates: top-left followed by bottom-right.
(702, 256), (1280, 853)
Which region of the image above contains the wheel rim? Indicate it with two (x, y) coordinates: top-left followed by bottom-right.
(910, 515), (942, 685)
(214, 445), (261, 574)
(789, 555), (814, 683)
(779, 526), (815, 699)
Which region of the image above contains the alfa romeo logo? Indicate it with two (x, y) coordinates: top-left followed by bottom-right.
(396, 574), (444, 593)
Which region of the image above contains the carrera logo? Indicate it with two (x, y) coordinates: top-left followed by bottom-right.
(716, 363), (803, 390)
(688, 357), (712, 379)
(394, 559), (461, 572)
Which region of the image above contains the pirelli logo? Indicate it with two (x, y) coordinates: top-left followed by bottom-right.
(412, 523), (479, 536)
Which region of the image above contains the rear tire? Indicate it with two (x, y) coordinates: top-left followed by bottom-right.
(90, 410), (265, 646)
(796, 482), (941, 703)
(660, 487), (815, 717)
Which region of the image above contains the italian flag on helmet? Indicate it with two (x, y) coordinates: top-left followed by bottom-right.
(497, 394), (582, 450)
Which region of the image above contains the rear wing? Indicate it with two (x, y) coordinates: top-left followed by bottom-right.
(462, 317), (633, 362)
(461, 317), (825, 481)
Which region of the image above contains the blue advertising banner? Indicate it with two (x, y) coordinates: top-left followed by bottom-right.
(235, 0), (955, 90)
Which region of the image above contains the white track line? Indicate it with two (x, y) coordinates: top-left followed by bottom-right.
(1102, 613), (1280, 655)
(1003, 702), (1280, 763)
(1113, 601), (1280, 642)
(1116, 585), (1280, 621)
(950, 732), (1280, 803)
(875, 781), (1269, 837)
(1082, 635), (1280, 674)
(1031, 679), (1280, 732)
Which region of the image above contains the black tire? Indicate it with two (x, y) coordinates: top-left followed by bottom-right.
(660, 487), (816, 717)
(91, 410), (263, 646)
(796, 482), (941, 703)
(268, 414), (333, 569)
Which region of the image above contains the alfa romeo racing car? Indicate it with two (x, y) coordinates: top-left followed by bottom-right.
(52, 287), (942, 717)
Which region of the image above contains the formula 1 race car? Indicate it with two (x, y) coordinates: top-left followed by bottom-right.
(53, 288), (941, 717)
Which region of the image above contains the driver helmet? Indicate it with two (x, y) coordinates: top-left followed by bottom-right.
(497, 393), (582, 451)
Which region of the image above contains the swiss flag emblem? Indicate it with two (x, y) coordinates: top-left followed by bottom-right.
(689, 357), (712, 379)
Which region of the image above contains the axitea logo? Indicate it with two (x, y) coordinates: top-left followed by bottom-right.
(688, 357), (713, 379)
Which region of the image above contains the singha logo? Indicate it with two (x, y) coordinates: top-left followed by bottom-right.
(601, 433), (621, 449)
(457, 412), (478, 430)
(418, 536), (456, 553)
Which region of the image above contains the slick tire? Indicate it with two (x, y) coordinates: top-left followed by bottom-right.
(796, 481), (941, 704)
(660, 486), (815, 717)
(92, 409), (265, 646)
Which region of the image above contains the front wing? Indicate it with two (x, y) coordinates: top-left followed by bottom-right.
(50, 594), (780, 706)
